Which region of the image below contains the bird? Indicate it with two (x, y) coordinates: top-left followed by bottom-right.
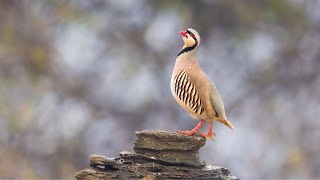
(170, 28), (234, 140)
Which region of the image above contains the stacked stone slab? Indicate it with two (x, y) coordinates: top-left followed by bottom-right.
(75, 130), (238, 180)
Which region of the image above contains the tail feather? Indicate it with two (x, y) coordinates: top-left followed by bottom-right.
(219, 118), (234, 130)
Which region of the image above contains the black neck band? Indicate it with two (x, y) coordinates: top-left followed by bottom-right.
(177, 44), (197, 57)
(177, 37), (198, 57)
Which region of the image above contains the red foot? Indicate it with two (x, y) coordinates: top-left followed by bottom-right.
(177, 119), (206, 137)
(200, 131), (216, 141)
(177, 130), (195, 136)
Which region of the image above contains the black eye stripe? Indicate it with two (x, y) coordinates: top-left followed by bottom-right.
(186, 30), (196, 38)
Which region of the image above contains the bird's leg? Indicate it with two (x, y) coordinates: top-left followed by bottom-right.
(200, 121), (216, 140)
(178, 119), (206, 136)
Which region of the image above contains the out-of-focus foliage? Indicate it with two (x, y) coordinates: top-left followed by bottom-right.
(0, 0), (319, 178)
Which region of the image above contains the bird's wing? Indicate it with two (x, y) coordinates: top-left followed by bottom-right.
(209, 83), (227, 120)
(209, 84), (234, 129)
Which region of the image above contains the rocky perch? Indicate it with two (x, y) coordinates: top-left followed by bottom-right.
(75, 130), (238, 179)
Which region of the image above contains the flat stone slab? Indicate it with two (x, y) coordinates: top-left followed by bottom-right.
(134, 130), (206, 151)
(120, 150), (204, 167)
(134, 130), (206, 166)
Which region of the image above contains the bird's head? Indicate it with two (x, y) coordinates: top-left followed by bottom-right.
(179, 28), (201, 48)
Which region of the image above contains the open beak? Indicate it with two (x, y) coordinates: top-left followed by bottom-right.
(179, 30), (187, 37)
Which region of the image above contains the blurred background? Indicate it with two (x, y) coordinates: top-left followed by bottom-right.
(0, 0), (319, 179)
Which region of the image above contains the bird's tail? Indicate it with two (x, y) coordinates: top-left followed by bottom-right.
(218, 118), (234, 130)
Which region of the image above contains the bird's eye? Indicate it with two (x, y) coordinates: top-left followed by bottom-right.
(190, 33), (195, 38)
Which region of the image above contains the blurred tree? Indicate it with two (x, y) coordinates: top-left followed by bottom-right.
(0, 0), (319, 179)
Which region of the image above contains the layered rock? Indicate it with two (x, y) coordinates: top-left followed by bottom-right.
(75, 130), (238, 180)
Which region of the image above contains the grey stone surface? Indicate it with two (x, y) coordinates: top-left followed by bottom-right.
(75, 130), (238, 180)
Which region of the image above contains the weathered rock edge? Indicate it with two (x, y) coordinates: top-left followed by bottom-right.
(74, 130), (239, 180)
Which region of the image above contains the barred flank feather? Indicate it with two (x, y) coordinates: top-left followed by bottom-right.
(174, 70), (204, 115)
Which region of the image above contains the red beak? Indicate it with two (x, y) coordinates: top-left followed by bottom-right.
(179, 30), (187, 36)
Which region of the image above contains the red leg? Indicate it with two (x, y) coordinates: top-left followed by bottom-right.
(178, 119), (206, 136)
(200, 121), (216, 140)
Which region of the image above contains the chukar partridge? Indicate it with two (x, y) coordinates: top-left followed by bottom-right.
(171, 28), (234, 140)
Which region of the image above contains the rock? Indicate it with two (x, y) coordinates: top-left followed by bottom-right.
(134, 130), (206, 167)
(75, 130), (238, 180)
(134, 130), (206, 151)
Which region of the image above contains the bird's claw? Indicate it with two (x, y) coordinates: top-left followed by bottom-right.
(177, 130), (195, 136)
(200, 132), (216, 141)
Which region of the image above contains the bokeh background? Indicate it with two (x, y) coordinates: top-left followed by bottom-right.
(1, 0), (319, 179)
